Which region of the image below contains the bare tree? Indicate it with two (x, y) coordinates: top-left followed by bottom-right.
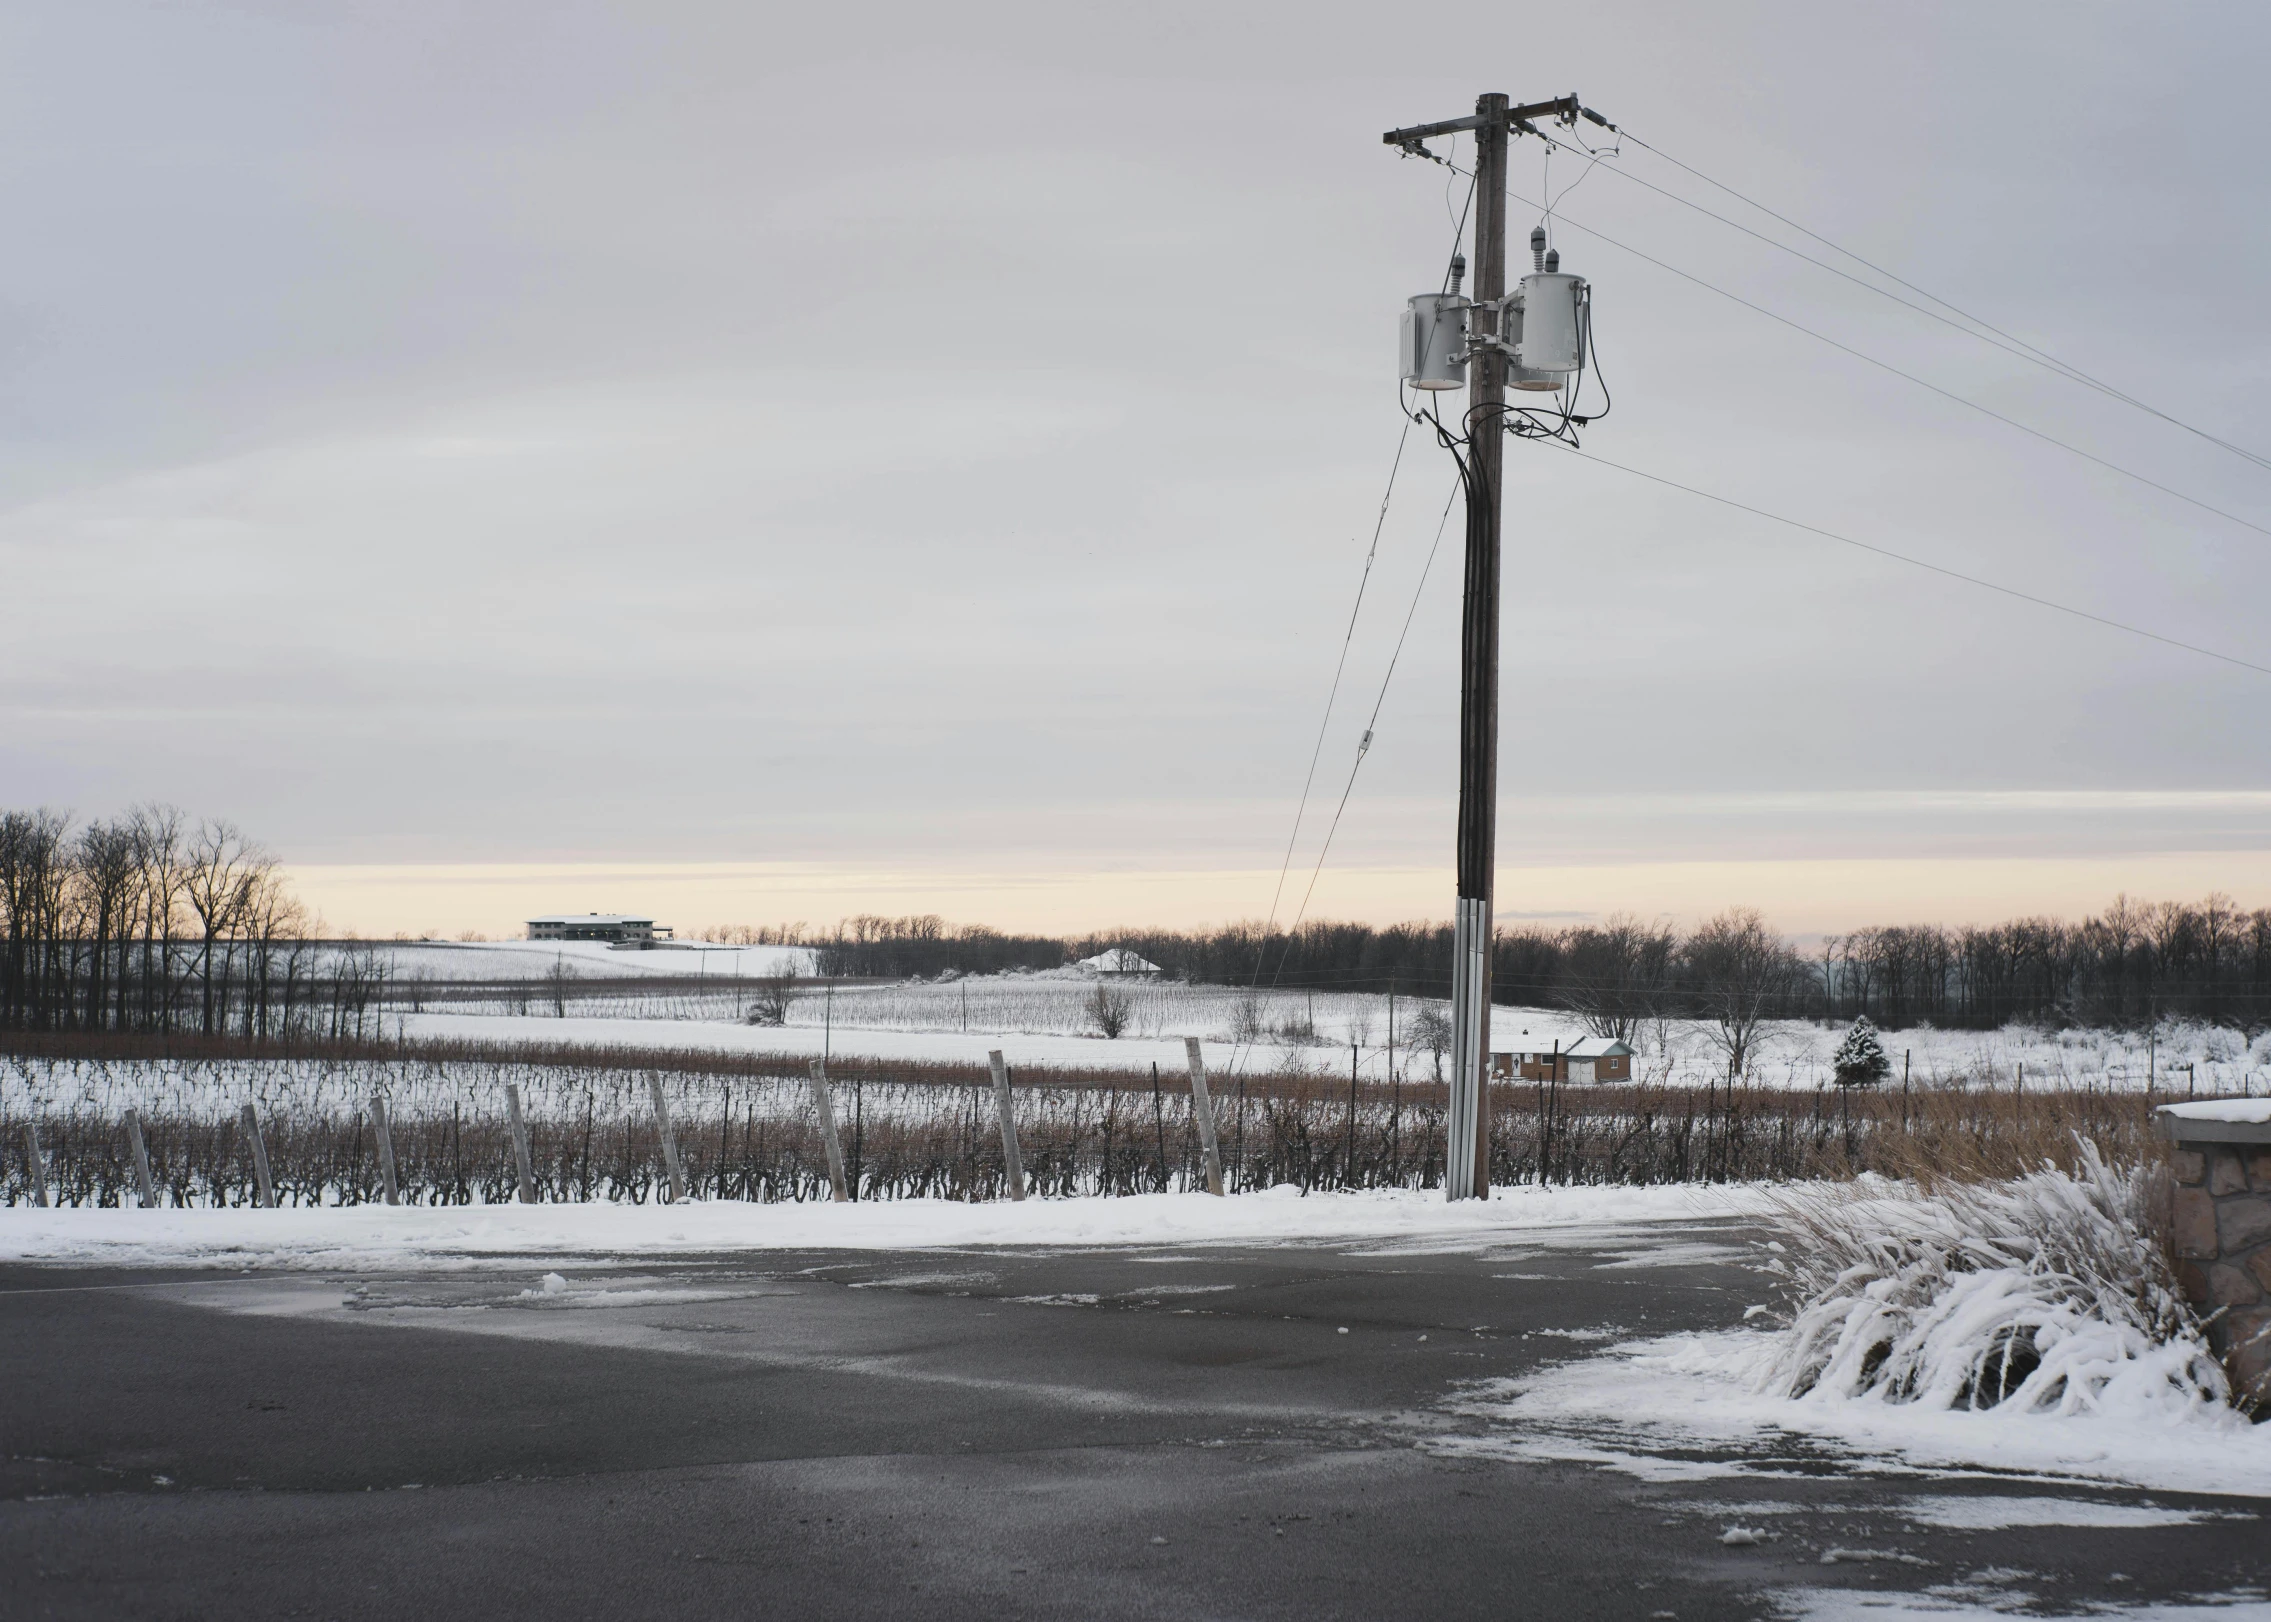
(1558, 913), (1676, 1040)
(1683, 907), (1803, 1079)
(1408, 1003), (1452, 1082)
(184, 819), (272, 1036)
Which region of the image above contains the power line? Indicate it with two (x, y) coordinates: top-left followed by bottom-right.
(1514, 186), (2271, 544)
(1555, 443), (2271, 680)
(1274, 474), (1465, 958)
(1528, 121), (2271, 476)
(1606, 127), (2271, 476)
(1254, 418), (1413, 962)
(1404, 138), (2271, 537)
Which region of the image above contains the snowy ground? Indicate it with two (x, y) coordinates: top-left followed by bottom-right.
(374, 938), (812, 980)
(379, 985), (2271, 1095)
(392, 1008), (1256, 1077)
(1438, 1324), (2271, 1502)
(0, 1182), (1771, 1271)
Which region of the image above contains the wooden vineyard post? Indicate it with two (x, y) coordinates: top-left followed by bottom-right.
(504, 1084), (538, 1204)
(647, 1076), (686, 1204)
(370, 1094), (400, 1206)
(241, 1103), (277, 1209)
(1182, 1038), (1226, 1197)
(807, 1061), (851, 1203)
(987, 1049), (1027, 1202)
(24, 1123), (49, 1209)
(123, 1109), (157, 1208)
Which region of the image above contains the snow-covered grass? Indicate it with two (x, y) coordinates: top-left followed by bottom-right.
(0, 1182), (1778, 1273)
(1757, 1149), (2222, 1418)
(1445, 1153), (2265, 1498)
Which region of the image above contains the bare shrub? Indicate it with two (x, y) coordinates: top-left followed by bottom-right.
(1087, 981), (1131, 1040)
(745, 972), (798, 1028)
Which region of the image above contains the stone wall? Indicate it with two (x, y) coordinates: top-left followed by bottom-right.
(2168, 1141), (2271, 1406)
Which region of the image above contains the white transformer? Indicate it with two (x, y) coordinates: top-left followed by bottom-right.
(1402, 292), (1470, 391)
(1516, 271), (1586, 375)
(1502, 294), (1564, 393)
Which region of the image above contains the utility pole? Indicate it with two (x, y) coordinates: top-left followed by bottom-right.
(1386, 92), (1578, 1200)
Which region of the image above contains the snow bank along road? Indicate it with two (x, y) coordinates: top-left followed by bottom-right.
(3, 1207), (2265, 1619)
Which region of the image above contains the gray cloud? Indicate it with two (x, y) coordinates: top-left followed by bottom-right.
(2, 1), (2266, 908)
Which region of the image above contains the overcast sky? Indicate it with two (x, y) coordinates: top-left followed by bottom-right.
(4, 2), (2268, 936)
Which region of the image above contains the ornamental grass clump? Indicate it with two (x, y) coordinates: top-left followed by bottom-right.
(1754, 1144), (2232, 1420)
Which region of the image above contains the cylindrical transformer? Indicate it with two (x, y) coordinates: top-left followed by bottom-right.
(1402, 292), (1469, 391)
(1516, 272), (1585, 374)
(1502, 296), (1564, 393)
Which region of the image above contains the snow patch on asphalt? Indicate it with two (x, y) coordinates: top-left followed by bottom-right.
(1448, 1326), (2271, 1498)
(1895, 1496), (2254, 1531)
(0, 1183), (1777, 1272)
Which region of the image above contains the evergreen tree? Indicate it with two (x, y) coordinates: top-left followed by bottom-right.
(1832, 1014), (1892, 1088)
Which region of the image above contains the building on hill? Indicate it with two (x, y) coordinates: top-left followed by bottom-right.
(1077, 947), (1163, 979)
(526, 913), (673, 944)
(1492, 1035), (1634, 1084)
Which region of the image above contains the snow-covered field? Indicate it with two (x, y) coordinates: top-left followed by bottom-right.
(393, 1009), (1255, 1078)
(0, 1182), (1770, 1271)
(376, 938), (813, 981)
(384, 980), (2271, 1095)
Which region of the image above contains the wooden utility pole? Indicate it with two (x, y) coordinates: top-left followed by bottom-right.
(987, 1050), (1027, 1202)
(1182, 1038), (1226, 1197)
(807, 1060), (850, 1203)
(1386, 91), (1578, 1201)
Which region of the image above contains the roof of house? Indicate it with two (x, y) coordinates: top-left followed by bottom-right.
(1078, 947), (1162, 974)
(527, 914), (656, 926)
(1495, 1035), (1633, 1059)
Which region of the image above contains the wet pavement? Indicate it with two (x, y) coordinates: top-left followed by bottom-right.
(0, 1220), (2262, 1619)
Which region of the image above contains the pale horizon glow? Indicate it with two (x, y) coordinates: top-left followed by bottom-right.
(288, 852), (2271, 943)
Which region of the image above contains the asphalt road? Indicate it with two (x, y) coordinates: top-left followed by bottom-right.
(0, 1221), (2262, 1620)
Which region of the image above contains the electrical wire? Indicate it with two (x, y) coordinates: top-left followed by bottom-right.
(1553, 443), (2271, 680)
(1274, 475), (1465, 957)
(1509, 186), (2271, 544)
(1603, 125), (2271, 476)
(1253, 418), (1413, 962)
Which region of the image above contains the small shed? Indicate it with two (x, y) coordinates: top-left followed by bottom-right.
(1492, 1035), (1634, 1084)
(1078, 947), (1163, 979)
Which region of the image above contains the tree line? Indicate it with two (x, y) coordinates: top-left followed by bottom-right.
(749, 897), (2271, 1036)
(0, 805), (385, 1039)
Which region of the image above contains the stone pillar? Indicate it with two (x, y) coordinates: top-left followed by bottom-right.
(2158, 1106), (2271, 1406)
